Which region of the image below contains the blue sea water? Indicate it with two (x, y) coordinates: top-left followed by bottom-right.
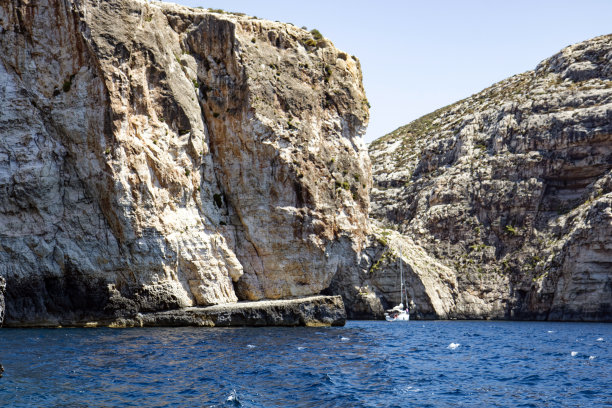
(0, 321), (610, 407)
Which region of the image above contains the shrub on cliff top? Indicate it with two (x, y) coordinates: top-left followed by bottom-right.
(302, 28), (325, 49)
(310, 29), (323, 40)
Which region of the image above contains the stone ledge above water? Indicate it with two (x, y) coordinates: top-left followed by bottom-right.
(112, 295), (346, 328)
(2, 296), (347, 328)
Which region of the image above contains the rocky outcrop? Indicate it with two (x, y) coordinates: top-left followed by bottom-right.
(367, 34), (612, 321)
(0, 0), (369, 325)
(327, 224), (460, 319)
(118, 295), (346, 327)
(2, 295), (346, 327)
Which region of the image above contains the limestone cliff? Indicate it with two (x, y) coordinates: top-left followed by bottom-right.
(0, 0), (369, 325)
(366, 34), (612, 321)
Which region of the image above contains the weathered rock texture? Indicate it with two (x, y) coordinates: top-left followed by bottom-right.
(115, 295), (346, 327)
(0, 0), (369, 325)
(328, 224), (459, 319)
(367, 34), (612, 321)
(2, 295), (346, 327)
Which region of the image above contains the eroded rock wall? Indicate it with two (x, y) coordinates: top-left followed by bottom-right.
(368, 34), (612, 321)
(0, 0), (369, 325)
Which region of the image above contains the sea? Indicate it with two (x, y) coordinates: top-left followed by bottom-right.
(0, 321), (610, 407)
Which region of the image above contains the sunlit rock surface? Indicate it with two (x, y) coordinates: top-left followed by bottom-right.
(367, 34), (612, 321)
(0, 0), (369, 325)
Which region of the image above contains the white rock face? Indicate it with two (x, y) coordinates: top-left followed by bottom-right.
(367, 34), (612, 321)
(0, 0), (370, 324)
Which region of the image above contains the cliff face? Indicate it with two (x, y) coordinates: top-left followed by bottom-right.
(0, 0), (369, 325)
(367, 34), (612, 321)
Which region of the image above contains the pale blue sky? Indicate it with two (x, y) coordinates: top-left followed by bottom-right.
(173, 0), (612, 143)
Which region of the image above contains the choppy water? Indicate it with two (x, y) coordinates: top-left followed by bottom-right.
(0, 321), (610, 407)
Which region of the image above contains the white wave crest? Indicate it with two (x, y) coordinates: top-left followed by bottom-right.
(448, 343), (460, 350)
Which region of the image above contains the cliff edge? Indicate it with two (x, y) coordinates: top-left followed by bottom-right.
(0, 0), (369, 325)
(366, 34), (612, 321)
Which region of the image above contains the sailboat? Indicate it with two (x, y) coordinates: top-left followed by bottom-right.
(384, 249), (410, 322)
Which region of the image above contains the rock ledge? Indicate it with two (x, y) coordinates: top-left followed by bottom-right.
(4, 296), (346, 328)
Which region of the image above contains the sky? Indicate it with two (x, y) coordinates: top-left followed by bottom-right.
(172, 0), (612, 143)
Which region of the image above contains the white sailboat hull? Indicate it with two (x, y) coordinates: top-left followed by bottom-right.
(385, 310), (410, 322)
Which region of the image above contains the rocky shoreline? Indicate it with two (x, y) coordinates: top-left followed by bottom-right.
(1, 296), (346, 328)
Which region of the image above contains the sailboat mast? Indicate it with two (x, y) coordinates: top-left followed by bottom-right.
(400, 249), (404, 306)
